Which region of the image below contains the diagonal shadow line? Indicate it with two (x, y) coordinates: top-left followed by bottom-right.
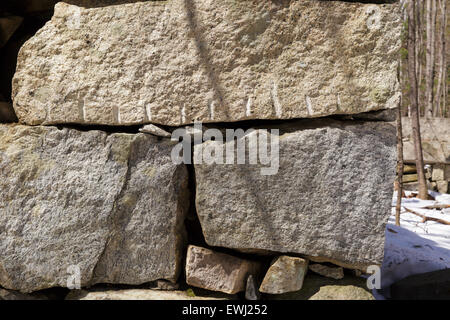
(183, 0), (229, 119)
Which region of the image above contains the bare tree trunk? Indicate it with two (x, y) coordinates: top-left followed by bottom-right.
(408, 0), (429, 200)
(425, 0), (437, 118)
(396, 98), (404, 226)
(434, 0), (444, 116)
(416, 0), (423, 114)
(441, 0), (448, 117)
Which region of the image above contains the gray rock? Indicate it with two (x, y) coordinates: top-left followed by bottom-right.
(259, 256), (309, 294)
(185, 245), (262, 294)
(194, 120), (397, 270)
(309, 285), (375, 300)
(245, 275), (260, 301)
(0, 124), (188, 292)
(0, 288), (48, 300)
(13, 1), (401, 126)
(432, 164), (445, 181)
(66, 288), (234, 300)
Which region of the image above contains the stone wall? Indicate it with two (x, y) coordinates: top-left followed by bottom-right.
(401, 117), (450, 194)
(0, 0), (400, 299)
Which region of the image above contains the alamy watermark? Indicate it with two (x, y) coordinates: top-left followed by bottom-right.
(366, 265), (381, 290)
(170, 121), (280, 176)
(66, 265), (81, 290)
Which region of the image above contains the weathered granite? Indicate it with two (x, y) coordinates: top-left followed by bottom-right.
(0, 124), (188, 292)
(194, 120), (397, 270)
(13, 1), (401, 126)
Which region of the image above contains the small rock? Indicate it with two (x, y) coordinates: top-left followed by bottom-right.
(0, 16), (23, 48)
(309, 264), (344, 280)
(430, 181), (438, 191)
(259, 256), (308, 294)
(185, 245), (261, 295)
(436, 180), (449, 194)
(245, 275), (260, 301)
(195, 121), (396, 269)
(139, 124), (171, 138)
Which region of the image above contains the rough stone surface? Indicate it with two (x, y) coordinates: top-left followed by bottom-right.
(0, 124), (188, 292)
(66, 288), (234, 300)
(402, 117), (450, 164)
(13, 1), (401, 126)
(195, 120), (397, 269)
(185, 245), (261, 294)
(436, 180), (449, 194)
(309, 264), (344, 280)
(259, 256), (308, 294)
(0, 16), (23, 48)
(1, 0), (151, 14)
(268, 274), (374, 300)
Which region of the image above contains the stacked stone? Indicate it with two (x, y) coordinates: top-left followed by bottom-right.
(401, 117), (450, 194)
(0, 0), (401, 299)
